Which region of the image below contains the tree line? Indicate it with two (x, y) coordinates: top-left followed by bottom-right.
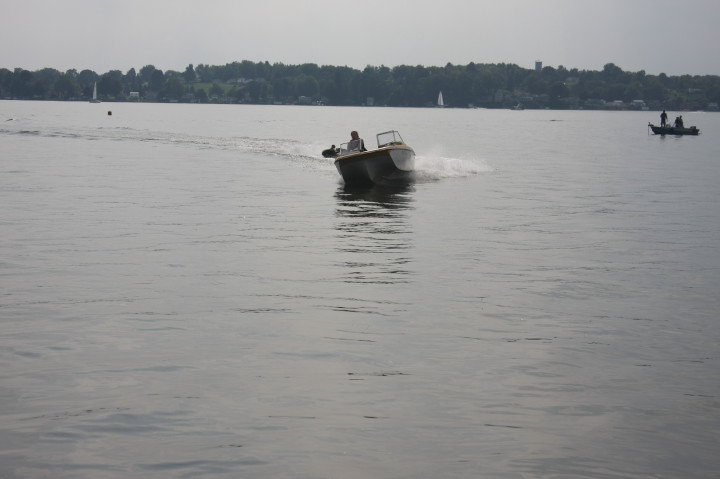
(1, 60), (719, 110)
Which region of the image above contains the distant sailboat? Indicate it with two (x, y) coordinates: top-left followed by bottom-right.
(437, 91), (445, 108)
(90, 82), (101, 103)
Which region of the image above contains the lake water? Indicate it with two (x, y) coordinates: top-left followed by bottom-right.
(1, 101), (719, 478)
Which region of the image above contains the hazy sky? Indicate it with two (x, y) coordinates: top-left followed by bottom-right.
(2, 0), (719, 76)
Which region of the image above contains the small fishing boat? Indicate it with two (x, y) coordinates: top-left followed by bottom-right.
(648, 123), (699, 136)
(324, 130), (415, 186)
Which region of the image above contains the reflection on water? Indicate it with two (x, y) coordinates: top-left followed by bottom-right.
(334, 186), (415, 284)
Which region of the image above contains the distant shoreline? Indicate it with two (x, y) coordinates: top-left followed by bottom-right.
(3, 97), (718, 114)
(2, 61), (718, 111)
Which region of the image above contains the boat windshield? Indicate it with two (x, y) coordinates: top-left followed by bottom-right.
(337, 140), (363, 155)
(376, 130), (404, 148)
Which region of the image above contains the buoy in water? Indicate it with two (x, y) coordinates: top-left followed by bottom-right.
(107, 111), (112, 116)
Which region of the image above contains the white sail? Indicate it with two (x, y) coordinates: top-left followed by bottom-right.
(90, 82), (101, 103)
(437, 91), (444, 107)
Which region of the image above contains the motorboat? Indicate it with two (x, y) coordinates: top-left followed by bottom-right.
(325, 130), (415, 185)
(648, 123), (699, 136)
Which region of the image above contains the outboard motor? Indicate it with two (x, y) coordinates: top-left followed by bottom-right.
(322, 145), (339, 158)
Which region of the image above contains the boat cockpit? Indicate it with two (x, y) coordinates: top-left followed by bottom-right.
(338, 130), (406, 156)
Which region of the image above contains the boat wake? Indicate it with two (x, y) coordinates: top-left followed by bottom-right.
(2, 122), (328, 162)
(413, 155), (493, 182)
(1, 122), (492, 181)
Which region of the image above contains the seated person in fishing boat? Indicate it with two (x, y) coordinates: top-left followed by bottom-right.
(674, 116), (684, 128)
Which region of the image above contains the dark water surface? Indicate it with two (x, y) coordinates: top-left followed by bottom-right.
(2, 101), (719, 478)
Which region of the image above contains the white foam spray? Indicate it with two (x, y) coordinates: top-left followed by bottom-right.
(414, 155), (493, 182)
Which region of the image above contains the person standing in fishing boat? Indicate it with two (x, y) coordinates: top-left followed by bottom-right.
(660, 110), (668, 127)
